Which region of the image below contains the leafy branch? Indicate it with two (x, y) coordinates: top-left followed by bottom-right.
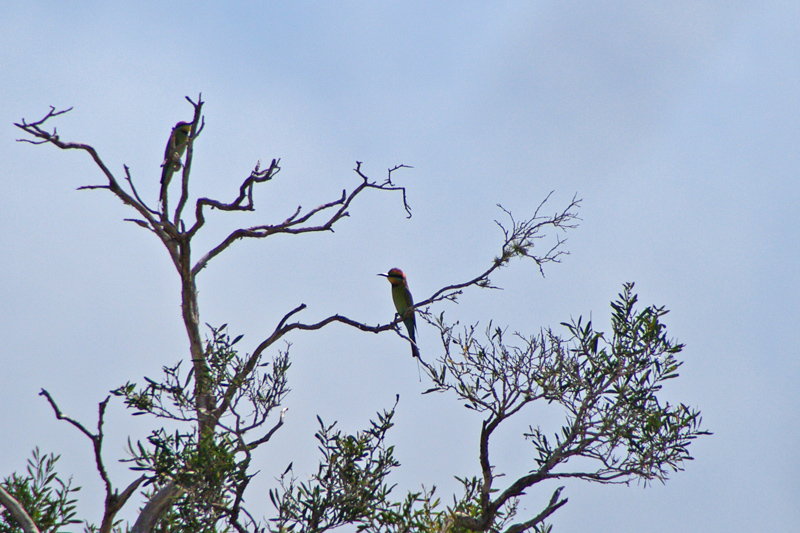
(0, 449), (80, 533)
(269, 400), (401, 533)
(422, 283), (709, 532)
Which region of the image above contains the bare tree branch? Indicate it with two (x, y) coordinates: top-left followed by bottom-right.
(124, 164), (158, 215)
(14, 107), (182, 269)
(39, 389), (99, 441)
(209, 309), (392, 427)
(502, 487), (567, 533)
(173, 94), (206, 225)
(39, 389), (115, 496)
(130, 482), (185, 533)
(39, 389), (144, 533)
(245, 406), (288, 450)
(416, 193), (581, 311)
(190, 162), (412, 276)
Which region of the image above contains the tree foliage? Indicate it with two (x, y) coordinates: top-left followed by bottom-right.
(4, 97), (708, 533)
(0, 450), (80, 533)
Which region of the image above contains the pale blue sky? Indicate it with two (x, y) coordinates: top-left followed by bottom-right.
(2, 2), (799, 531)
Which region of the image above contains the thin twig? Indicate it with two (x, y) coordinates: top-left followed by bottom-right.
(245, 407), (288, 449)
(502, 487), (568, 533)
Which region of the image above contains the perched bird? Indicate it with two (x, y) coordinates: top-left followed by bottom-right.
(162, 121), (193, 172)
(378, 268), (420, 359)
(160, 121), (193, 202)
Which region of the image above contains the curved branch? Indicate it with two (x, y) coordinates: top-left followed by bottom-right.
(0, 485), (40, 533)
(244, 407), (288, 450)
(191, 157), (281, 220)
(356, 162), (414, 218)
(210, 308), (394, 426)
(502, 487), (568, 533)
(39, 390), (115, 493)
(130, 482), (185, 533)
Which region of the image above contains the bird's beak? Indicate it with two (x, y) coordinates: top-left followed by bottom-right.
(377, 272), (388, 278)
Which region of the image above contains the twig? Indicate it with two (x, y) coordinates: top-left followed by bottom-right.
(502, 487), (568, 533)
(124, 165), (158, 215)
(245, 407), (288, 449)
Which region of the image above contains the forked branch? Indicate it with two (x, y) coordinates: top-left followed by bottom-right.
(39, 389), (145, 533)
(503, 487), (568, 533)
(190, 162), (414, 275)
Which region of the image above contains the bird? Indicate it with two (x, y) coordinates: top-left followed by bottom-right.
(162, 121), (192, 172)
(378, 268), (420, 359)
(160, 122), (193, 198)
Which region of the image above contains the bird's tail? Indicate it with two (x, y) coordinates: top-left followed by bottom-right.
(408, 325), (420, 360)
(411, 342), (420, 359)
(407, 326), (422, 380)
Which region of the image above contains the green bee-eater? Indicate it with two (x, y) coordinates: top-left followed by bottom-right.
(378, 268), (420, 359)
(162, 122), (192, 171)
(160, 122), (193, 195)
